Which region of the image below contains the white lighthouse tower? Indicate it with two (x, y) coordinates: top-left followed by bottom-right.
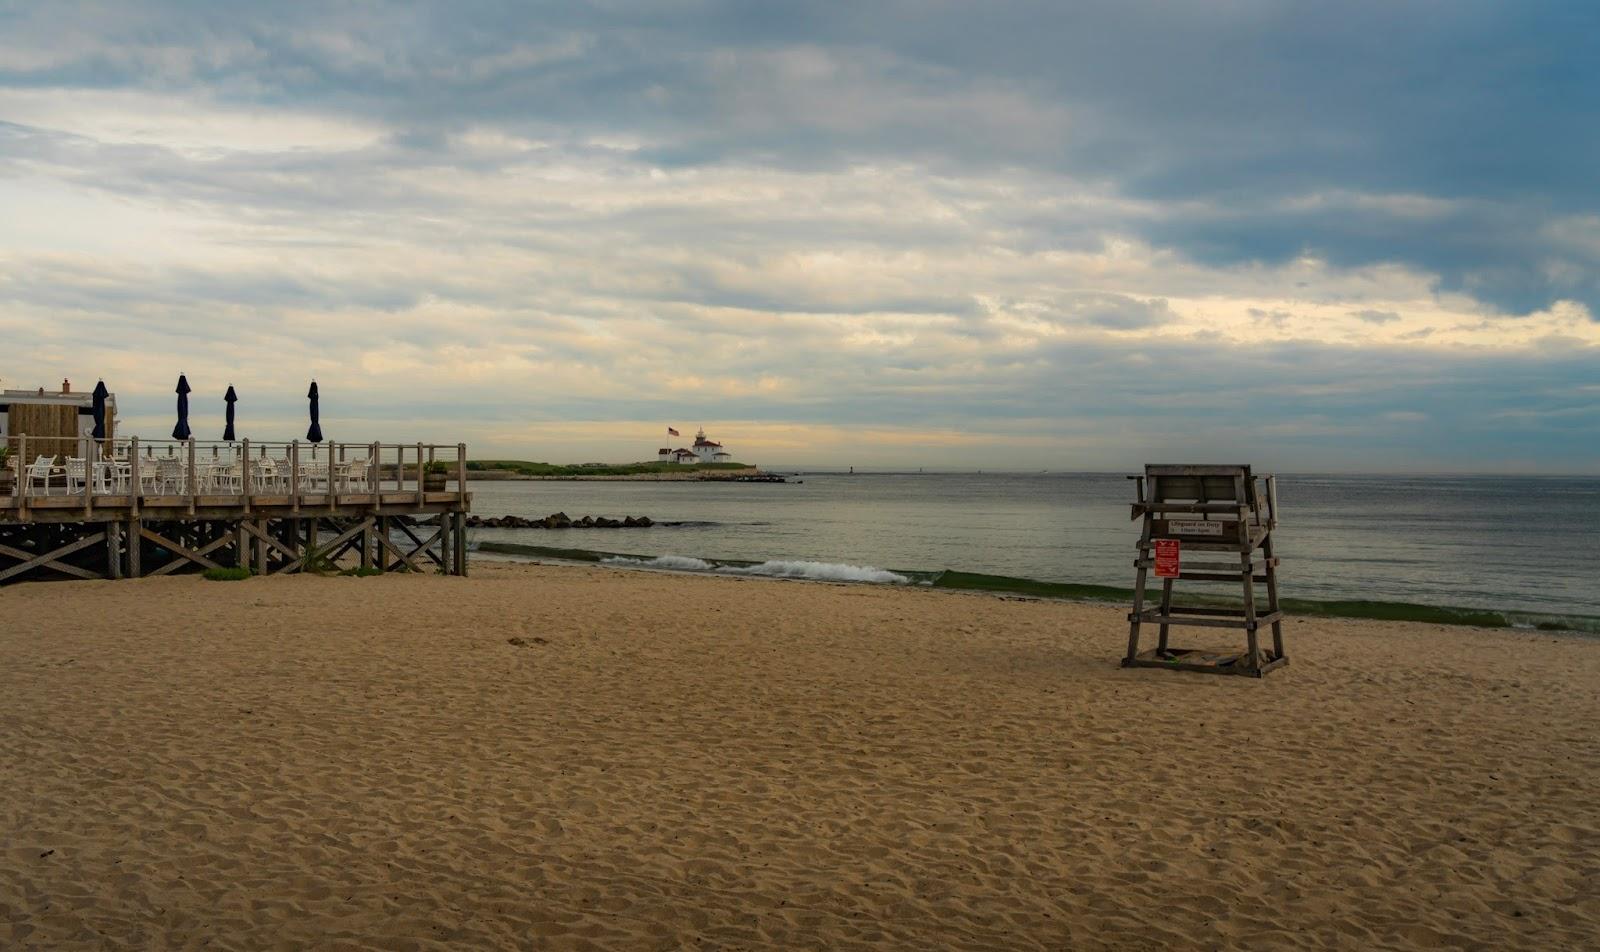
(692, 428), (733, 463)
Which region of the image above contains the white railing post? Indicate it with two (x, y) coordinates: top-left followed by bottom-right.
(291, 440), (301, 513)
(456, 443), (466, 508)
(415, 442), (424, 505)
(242, 438), (252, 510)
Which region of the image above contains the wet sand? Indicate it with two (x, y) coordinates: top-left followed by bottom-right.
(3, 562), (1598, 950)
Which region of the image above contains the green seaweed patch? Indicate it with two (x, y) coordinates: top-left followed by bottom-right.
(202, 566), (253, 582)
(478, 541), (631, 563)
(929, 570), (1127, 601)
(1276, 598), (1508, 628)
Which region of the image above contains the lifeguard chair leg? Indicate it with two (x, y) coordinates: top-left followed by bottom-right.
(1157, 577), (1173, 653)
(1263, 533), (1285, 661)
(1240, 557), (1261, 674)
(1125, 561), (1148, 664)
(1236, 475), (1261, 673)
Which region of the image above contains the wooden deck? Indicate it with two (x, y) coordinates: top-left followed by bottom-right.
(1, 490), (469, 523)
(1, 439), (473, 584)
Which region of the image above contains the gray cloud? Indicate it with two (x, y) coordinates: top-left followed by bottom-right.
(6, 2), (1597, 317)
(1, 2), (1598, 469)
(1054, 294), (1171, 330)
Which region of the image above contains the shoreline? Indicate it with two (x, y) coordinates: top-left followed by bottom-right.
(475, 540), (1600, 634)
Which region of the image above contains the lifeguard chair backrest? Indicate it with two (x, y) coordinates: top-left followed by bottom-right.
(1145, 464), (1257, 510)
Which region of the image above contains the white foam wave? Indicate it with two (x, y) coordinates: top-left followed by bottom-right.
(601, 555), (715, 571)
(716, 560), (910, 584)
(601, 555), (909, 584)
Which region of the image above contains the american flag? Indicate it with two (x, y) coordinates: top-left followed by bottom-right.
(667, 426), (680, 436)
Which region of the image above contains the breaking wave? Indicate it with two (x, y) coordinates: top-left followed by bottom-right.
(601, 555), (715, 572)
(717, 560), (910, 584)
(601, 555), (909, 584)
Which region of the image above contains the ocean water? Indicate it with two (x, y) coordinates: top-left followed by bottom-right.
(463, 472), (1600, 622)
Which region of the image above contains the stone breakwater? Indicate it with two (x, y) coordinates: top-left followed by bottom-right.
(466, 512), (654, 529)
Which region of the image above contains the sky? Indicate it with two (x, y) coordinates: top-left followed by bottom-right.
(1, 1), (1597, 472)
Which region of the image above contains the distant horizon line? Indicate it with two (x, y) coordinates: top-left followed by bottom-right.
(476, 459), (1600, 478)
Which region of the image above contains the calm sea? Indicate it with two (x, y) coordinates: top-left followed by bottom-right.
(464, 473), (1600, 622)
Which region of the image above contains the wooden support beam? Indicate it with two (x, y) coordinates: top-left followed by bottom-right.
(393, 519), (444, 567)
(455, 511), (467, 577)
(277, 518), (370, 575)
(127, 517), (141, 577)
(414, 442), (424, 507)
(0, 533), (108, 582)
(106, 521), (123, 580)
(140, 525), (230, 576)
(239, 520), (297, 564)
(1128, 610), (1285, 630)
(374, 529), (424, 573)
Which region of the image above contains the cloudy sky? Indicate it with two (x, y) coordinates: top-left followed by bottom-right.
(2, 1), (1597, 471)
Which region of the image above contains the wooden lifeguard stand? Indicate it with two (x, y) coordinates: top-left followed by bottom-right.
(1124, 464), (1286, 677)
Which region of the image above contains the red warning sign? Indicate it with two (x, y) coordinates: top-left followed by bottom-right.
(1154, 539), (1181, 578)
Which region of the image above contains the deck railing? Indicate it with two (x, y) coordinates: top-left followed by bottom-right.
(3, 435), (468, 513)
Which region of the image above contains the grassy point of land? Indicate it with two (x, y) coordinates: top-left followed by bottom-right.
(467, 460), (750, 477)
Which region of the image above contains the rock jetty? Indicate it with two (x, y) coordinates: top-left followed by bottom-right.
(465, 512), (654, 529)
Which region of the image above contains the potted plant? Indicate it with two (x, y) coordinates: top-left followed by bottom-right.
(0, 446), (11, 494)
(423, 460), (450, 492)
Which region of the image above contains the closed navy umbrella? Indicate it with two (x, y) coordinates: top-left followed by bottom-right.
(172, 374), (192, 440)
(306, 381), (323, 443)
(223, 385), (238, 442)
(91, 380), (109, 440)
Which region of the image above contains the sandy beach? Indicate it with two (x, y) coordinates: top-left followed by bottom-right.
(3, 563), (1598, 950)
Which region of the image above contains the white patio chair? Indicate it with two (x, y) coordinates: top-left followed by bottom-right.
(27, 456), (61, 495)
(300, 461), (329, 493)
(103, 459), (130, 493)
(155, 456), (186, 494)
(212, 460), (245, 494)
(338, 457), (372, 492)
(91, 459), (112, 493)
(249, 457), (275, 493)
(274, 458), (296, 492)
(63, 457), (89, 495)
(134, 456), (160, 495)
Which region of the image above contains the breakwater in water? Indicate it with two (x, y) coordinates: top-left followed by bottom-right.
(466, 512), (668, 529)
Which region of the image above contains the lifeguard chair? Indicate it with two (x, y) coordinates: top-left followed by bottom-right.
(1124, 465), (1286, 677)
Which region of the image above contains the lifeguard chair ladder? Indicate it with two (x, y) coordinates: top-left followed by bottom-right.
(1124, 464), (1286, 677)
